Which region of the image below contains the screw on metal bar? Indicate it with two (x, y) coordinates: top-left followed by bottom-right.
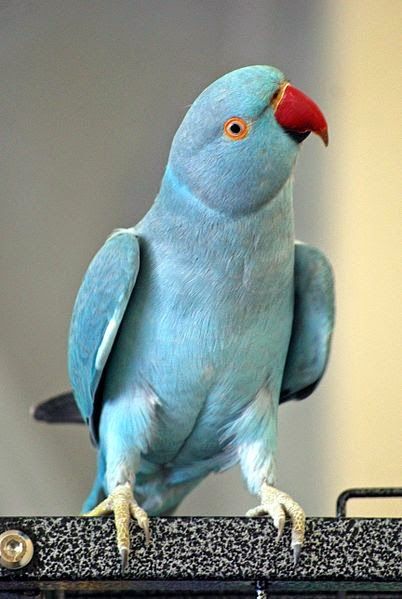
(336, 487), (402, 517)
(0, 529), (34, 570)
(255, 579), (267, 598)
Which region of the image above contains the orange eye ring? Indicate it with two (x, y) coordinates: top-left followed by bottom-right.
(224, 117), (249, 140)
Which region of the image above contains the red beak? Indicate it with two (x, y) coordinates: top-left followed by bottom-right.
(273, 82), (328, 146)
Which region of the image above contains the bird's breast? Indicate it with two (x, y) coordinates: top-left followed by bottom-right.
(105, 193), (295, 465)
(129, 217), (295, 397)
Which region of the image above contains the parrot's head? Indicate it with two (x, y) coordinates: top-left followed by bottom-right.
(167, 65), (328, 217)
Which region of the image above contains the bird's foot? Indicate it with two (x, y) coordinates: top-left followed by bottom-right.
(83, 481), (150, 572)
(246, 481), (305, 565)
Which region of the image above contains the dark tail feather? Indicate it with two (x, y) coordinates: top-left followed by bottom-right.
(31, 391), (85, 424)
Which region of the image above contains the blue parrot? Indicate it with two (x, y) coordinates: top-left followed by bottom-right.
(67, 65), (334, 568)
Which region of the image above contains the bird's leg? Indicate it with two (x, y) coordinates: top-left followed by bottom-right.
(87, 393), (154, 571)
(83, 481), (150, 571)
(246, 479), (305, 564)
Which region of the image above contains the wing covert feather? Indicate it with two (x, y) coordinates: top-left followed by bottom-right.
(68, 229), (140, 423)
(279, 243), (335, 403)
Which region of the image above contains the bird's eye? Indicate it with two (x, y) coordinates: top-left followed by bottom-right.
(224, 117), (249, 140)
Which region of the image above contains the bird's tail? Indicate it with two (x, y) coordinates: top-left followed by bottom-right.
(136, 477), (203, 517)
(31, 392), (84, 424)
(82, 458), (205, 516)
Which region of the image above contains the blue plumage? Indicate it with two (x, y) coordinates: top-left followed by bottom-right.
(68, 65), (334, 560)
(68, 230), (140, 438)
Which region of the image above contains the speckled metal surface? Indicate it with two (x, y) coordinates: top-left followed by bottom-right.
(0, 517), (400, 594)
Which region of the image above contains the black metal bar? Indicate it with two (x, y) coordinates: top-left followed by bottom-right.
(336, 487), (402, 517)
(0, 516), (401, 595)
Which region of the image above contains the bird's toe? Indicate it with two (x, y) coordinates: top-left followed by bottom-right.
(247, 481), (305, 563)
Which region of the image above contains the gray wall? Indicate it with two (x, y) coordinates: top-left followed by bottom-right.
(1, 1), (400, 518)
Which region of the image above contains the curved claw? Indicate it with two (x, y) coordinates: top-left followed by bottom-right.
(276, 516), (285, 542)
(84, 482), (150, 572)
(130, 503), (151, 545)
(143, 520), (151, 545)
(120, 547), (129, 573)
(247, 482), (306, 562)
(293, 542), (302, 565)
(137, 515), (150, 545)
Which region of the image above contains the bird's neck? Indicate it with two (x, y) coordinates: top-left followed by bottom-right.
(148, 165), (294, 246)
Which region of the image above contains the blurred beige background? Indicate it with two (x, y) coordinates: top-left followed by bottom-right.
(0, 0), (400, 518)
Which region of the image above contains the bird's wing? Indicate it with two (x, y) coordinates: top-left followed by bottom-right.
(279, 242), (335, 403)
(68, 229), (140, 433)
